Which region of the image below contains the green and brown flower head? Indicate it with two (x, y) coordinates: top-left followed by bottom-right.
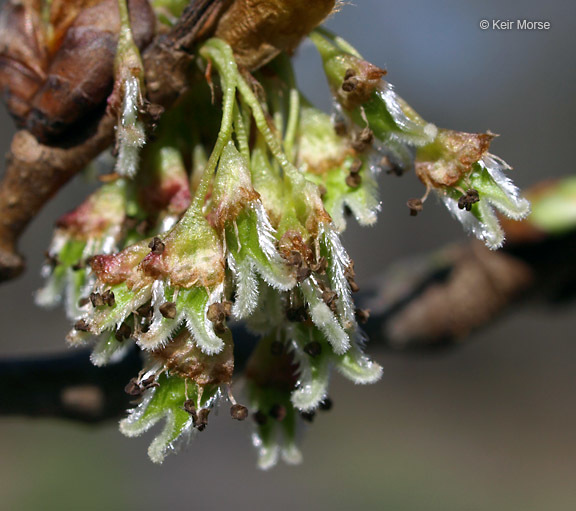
(29, 3), (529, 468)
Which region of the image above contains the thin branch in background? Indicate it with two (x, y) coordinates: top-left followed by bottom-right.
(2, 221), (575, 423)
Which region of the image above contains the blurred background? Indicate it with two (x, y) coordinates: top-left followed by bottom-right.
(1, 0), (575, 509)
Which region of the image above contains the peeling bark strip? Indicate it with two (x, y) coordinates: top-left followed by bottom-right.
(0, 0), (337, 282)
(143, 0), (232, 106)
(0, 0), (155, 142)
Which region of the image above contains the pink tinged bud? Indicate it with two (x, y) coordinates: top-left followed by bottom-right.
(90, 240), (150, 286)
(56, 182), (126, 241)
(138, 146), (191, 216)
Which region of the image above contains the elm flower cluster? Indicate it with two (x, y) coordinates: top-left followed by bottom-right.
(37, 9), (529, 469)
(42, 35), (383, 468)
(311, 29), (530, 249)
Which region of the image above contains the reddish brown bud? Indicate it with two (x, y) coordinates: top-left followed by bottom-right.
(0, 0), (155, 142)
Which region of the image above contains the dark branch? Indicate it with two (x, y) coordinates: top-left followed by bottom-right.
(1, 226), (575, 423)
(0, 347), (141, 423)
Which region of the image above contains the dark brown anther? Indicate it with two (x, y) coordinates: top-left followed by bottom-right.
(458, 189), (480, 211)
(136, 302), (153, 318)
(286, 305), (308, 323)
(300, 411), (316, 423)
(44, 251), (59, 267)
(352, 127), (374, 152)
(101, 290), (116, 307)
(381, 155), (404, 176)
(355, 308), (370, 324)
(230, 404), (249, 421)
(214, 323), (226, 334)
(346, 173), (362, 188)
(77, 297), (90, 307)
(148, 237), (165, 255)
(344, 261), (360, 293)
(318, 184), (328, 198)
(253, 410), (268, 426)
(159, 302), (177, 319)
(311, 256), (328, 274)
(270, 341), (284, 356)
(140, 375), (159, 390)
(115, 322), (132, 342)
(342, 79), (357, 92)
(322, 289), (338, 312)
(407, 198), (424, 217)
(74, 319), (90, 332)
(71, 260), (85, 271)
(288, 250), (303, 267)
(304, 341), (322, 358)
(89, 292), (105, 307)
(349, 159), (363, 175)
(269, 404), (287, 422)
(207, 302), (231, 333)
(334, 119), (347, 136)
(194, 408), (210, 431)
(360, 127), (374, 144)
(342, 68), (358, 92)
(319, 397), (333, 411)
(221, 300), (233, 317)
(207, 302), (230, 323)
(296, 266), (312, 282)
(141, 101), (165, 125)
(183, 399), (197, 415)
(124, 378), (143, 396)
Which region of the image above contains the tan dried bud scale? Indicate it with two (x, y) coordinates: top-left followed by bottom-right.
(0, 0), (155, 142)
